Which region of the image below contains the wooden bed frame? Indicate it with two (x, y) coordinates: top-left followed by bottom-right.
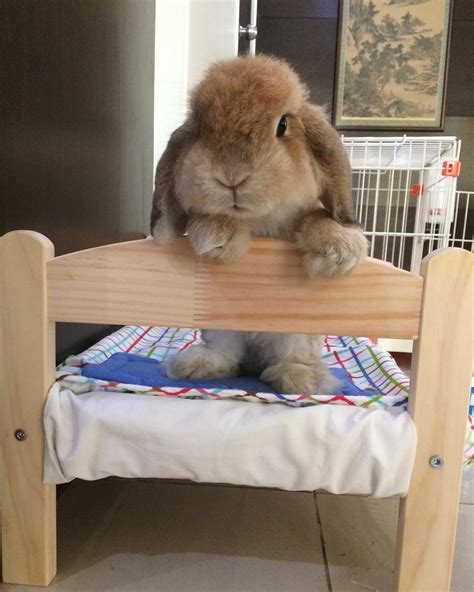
(0, 230), (472, 590)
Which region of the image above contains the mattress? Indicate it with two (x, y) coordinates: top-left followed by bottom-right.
(43, 326), (474, 496)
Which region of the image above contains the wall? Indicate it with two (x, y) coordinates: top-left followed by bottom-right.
(0, 0), (155, 360)
(154, 0), (239, 171)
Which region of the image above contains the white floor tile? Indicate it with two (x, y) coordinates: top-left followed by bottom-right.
(460, 469), (474, 505)
(451, 504), (474, 592)
(318, 493), (474, 592)
(316, 494), (398, 592)
(1, 479), (329, 592)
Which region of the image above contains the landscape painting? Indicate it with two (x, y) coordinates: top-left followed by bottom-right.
(334, 0), (452, 129)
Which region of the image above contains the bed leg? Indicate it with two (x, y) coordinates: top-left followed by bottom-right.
(393, 248), (472, 592)
(0, 231), (57, 586)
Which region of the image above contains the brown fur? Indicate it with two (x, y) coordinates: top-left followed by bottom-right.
(151, 54), (366, 276)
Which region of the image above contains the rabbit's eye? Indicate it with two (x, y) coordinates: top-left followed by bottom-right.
(276, 116), (288, 138)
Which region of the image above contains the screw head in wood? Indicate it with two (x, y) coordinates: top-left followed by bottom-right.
(429, 455), (444, 468)
(14, 429), (27, 441)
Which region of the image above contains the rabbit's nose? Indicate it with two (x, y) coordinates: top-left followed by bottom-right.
(215, 172), (250, 189)
(231, 172), (250, 188)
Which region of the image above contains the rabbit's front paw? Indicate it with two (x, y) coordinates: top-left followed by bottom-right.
(261, 361), (341, 395)
(296, 217), (368, 278)
(301, 237), (366, 278)
(187, 215), (250, 263)
(163, 344), (239, 379)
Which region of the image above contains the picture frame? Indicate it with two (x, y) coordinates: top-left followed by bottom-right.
(333, 0), (453, 130)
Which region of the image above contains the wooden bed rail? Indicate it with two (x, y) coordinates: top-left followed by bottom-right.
(45, 233), (423, 339)
(0, 231), (56, 585)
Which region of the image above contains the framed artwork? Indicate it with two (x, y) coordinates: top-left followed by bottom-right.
(334, 0), (453, 130)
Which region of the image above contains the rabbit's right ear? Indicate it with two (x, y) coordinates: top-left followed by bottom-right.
(150, 122), (196, 244)
(301, 104), (359, 227)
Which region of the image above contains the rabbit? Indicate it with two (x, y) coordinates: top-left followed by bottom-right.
(150, 55), (368, 395)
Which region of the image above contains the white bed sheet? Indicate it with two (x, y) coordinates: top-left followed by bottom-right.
(44, 384), (416, 497)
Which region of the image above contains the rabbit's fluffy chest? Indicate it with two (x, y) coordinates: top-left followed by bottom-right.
(251, 217), (296, 241)
(250, 205), (320, 241)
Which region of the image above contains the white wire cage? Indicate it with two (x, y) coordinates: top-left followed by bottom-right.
(342, 136), (472, 273)
(450, 191), (474, 252)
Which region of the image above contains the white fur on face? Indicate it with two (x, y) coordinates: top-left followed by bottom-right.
(176, 140), (321, 233)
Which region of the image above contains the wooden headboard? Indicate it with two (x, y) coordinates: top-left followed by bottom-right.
(45, 235), (423, 339)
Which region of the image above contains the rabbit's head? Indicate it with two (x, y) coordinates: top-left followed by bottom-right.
(151, 55), (356, 242)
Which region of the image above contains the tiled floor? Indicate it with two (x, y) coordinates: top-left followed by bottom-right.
(1, 475), (473, 592)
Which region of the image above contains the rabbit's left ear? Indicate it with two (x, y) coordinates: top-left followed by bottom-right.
(301, 104), (359, 226)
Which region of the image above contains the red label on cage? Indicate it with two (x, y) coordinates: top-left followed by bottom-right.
(442, 161), (461, 176)
(411, 184), (424, 196)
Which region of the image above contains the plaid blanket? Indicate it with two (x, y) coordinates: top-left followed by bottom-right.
(56, 325), (473, 468)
